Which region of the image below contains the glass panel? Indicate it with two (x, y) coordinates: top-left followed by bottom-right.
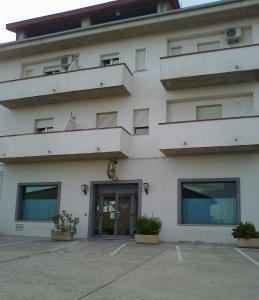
(169, 46), (182, 56)
(182, 181), (237, 225)
(102, 194), (116, 235)
(21, 185), (58, 221)
(117, 194), (131, 236)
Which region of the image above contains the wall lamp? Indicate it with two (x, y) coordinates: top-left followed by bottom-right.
(81, 184), (89, 196)
(143, 182), (150, 195)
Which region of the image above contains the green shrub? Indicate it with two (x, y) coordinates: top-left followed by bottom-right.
(136, 215), (162, 235)
(52, 210), (80, 235)
(232, 222), (257, 239)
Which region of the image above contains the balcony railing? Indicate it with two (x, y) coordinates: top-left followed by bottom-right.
(159, 115), (259, 156)
(160, 43), (259, 90)
(0, 63), (133, 109)
(0, 127), (130, 163)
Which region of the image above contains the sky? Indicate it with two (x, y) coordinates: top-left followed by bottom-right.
(0, 0), (218, 43)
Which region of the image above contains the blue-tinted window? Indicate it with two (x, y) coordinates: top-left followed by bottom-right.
(180, 181), (239, 225)
(17, 184), (60, 221)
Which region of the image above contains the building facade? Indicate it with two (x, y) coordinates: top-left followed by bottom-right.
(0, 0), (259, 243)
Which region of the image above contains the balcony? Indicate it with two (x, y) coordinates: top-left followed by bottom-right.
(159, 116), (259, 156)
(0, 127), (130, 163)
(160, 44), (259, 90)
(0, 64), (133, 109)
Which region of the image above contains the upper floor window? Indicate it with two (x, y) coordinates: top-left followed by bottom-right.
(35, 118), (54, 133)
(197, 41), (221, 52)
(100, 53), (120, 67)
(196, 105), (222, 120)
(97, 112), (118, 128)
(168, 41), (183, 56)
(133, 108), (149, 135)
(135, 49), (147, 71)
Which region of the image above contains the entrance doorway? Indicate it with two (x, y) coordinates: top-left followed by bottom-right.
(90, 181), (141, 238)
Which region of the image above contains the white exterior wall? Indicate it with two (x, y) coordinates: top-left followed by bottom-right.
(0, 13), (259, 243)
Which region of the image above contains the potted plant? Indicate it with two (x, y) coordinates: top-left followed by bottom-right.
(51, 210), (80, 241)
(135, 215), (162, 245)
(232, 222), (259, 248)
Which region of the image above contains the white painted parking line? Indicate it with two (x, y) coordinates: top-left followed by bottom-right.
(110, 243), (126, 256)
(48, 241), (78, 252)
(176, 245), (183, 262)
(235, 248), (259, 268)
(0, 239), (40, 247)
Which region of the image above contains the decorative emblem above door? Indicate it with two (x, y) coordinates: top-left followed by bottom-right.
(107, 158), (118, 180)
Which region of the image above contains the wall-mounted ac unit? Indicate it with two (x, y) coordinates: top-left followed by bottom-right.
(60, 55), (73, 71)
(225, 27), (242, 44)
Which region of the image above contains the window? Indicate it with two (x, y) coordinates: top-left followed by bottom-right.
(100, 53), (119, 67)
(97, 112), (118, 128)
(196, 105), (222, 120)
(23, 68), (34, 78)
(135, 49), (147, 71)
(16, 183), (61, 221)
(178, 179), (240, 225)
(168, 41), (183, 56)
(35, 118), (54, 133)
(197, 41), (221, 52)
(133, 109), (149, 135)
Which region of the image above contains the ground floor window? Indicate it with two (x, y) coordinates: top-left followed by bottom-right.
(178, 179), (240, 225)
(16, 183), (61, 221)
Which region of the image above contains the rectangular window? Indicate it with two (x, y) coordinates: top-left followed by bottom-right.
(35, 118), (54, 133)
(97, 112), (118, 128)
(179, 179), (240, 225)
(135, 49), (147, 71)
(169, 45), (183, 56)
(197, 41), (221, 52)
(133, 109), (149, 135)
(196, 105), (222, 120)
(16, 183), (61, 221)
(100, 53), (120, 67)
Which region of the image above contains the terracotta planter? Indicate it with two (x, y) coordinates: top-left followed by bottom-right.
(51, 231), (73, 241)
(237, 238), (259, 248)
(135, 234), (160, 245)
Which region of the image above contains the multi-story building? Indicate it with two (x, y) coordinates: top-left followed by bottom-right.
(0, 0), (259, 243)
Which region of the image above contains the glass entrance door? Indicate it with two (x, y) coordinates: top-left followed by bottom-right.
(98, 191), (135, 237)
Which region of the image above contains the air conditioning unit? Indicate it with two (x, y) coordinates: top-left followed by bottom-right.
(225, 27), (242, 44)
(60, 55), (73, 71)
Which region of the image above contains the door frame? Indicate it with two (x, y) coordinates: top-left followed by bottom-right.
(88, 180), (142, 238)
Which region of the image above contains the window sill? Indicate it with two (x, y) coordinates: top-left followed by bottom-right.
(15, 220), (53, 223)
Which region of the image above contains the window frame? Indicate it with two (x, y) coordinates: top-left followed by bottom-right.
(96, 111), (118, 129)
(133, 108), (149, 136)
(177, 178), (241, 226)
(15, 182), (61, 222)
(196, 40), (222, 52)
(99, 53), (120, 67)
(135, 48), (148, 72)
(34, 118), (54, 134)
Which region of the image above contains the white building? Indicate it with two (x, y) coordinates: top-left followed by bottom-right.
(0, 0), (259, 243)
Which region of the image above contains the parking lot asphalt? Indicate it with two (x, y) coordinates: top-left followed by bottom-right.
(0, 235), (258, 300)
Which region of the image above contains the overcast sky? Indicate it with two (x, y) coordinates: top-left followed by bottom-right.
(0, 0), (218, 43)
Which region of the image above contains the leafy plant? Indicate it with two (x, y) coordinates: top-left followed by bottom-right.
(232, 222), (257, 239)
(136, 215), (162, 235)
(52, 210), (80, 235)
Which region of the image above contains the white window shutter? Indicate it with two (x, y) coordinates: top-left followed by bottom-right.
(134, 109), (149, 127)
(135, 49), (147, 71)
(97, 112), (118, 128)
